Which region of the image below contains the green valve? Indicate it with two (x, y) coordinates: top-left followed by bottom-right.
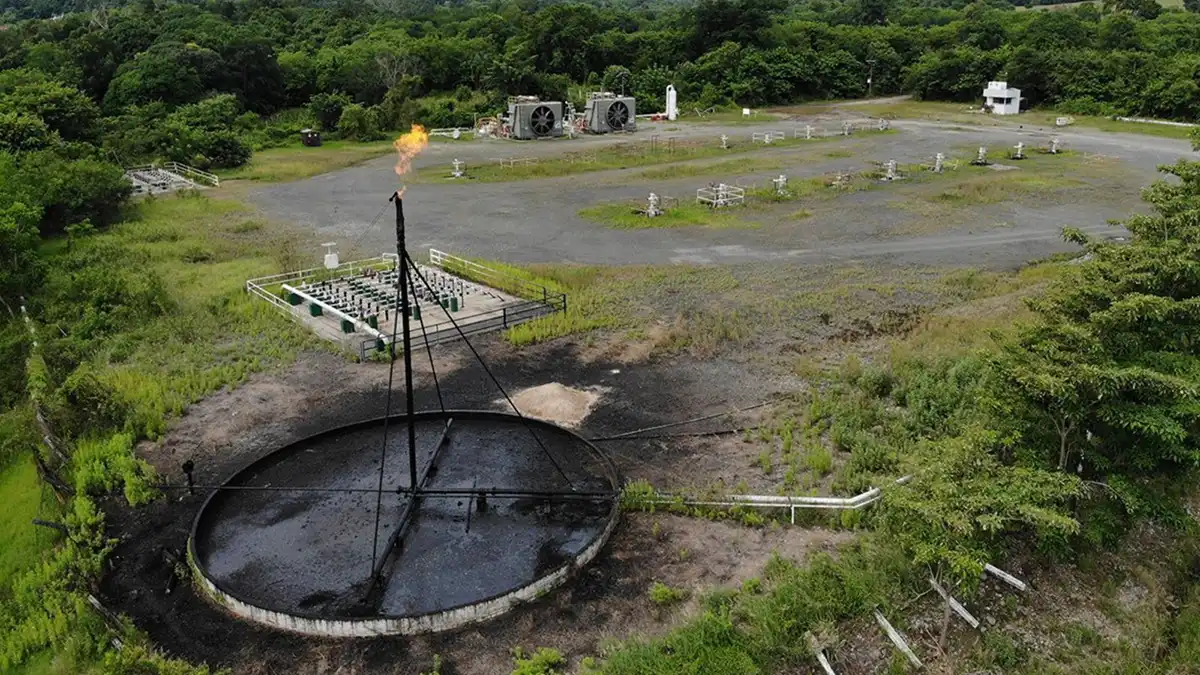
(309, 303), (322, 317)
(341, 319), (354, 333)
(376, 338), (385, 352)
(287, 292), (302, 306)
(413, 305), (421, 321)
(450, 297), (459, 312)
(441, 297), (449, 309)
(368, 315), (378, 329)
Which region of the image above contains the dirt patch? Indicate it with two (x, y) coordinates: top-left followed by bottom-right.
(417, 514), (854, 675)
(501, 382), (606, 428)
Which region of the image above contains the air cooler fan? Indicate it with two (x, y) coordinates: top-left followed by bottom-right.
(584, 94), (637, 134)
(508, 99), (565, 140)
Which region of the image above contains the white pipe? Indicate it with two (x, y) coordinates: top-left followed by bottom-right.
(282, 284), (386, 341)
(817, 652), (837, 675)
(650, 476), (911, 512)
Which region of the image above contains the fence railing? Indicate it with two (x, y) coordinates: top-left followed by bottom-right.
(163, 161), (220, 187)
(429, 249), (565, 307)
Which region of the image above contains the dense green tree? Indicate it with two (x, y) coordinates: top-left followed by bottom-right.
(878, 426), (1081, 586)
(995, 160), (1200, 479)
(0, 80), (100, 143)
(103, 42), (218, 111)
(308, 91), (352, 131)
(336, 103), (382, 140)
(0, 197), (42, 319)
(0, 112), (53, 153)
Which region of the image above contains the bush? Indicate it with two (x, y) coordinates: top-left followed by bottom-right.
(193, 130), (251, 169)
(649, 581), (688, 606)
(308, 92), (352, 131)
(337, 104), (382, 141)
(511, 647), (565, 675)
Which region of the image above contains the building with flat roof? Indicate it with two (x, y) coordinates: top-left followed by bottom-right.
(983, 81), (1021, 115)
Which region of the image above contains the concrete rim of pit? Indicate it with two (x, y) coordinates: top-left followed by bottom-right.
(187, 409), (620, 637)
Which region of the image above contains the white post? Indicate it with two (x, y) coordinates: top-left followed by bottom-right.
(647, 192), (661, 217)
(934, 153), (944, 173)
(773, 174), (788, 195)
(451, 159), (465, 178)
(666, 84), (678, 121)
(720, 134), (729, 149)
(817, 652), (837, 675)
(874, 609), (923, 669)
(884, 160), (897, 181)
(975, 146), (988, 165)
(929, 578), (980, 629)
(984, 563), (1028, 591)
(1050, 137), (1060, 154)
(842, 121), (852, 136)
(806, 124), (813, 140)
(1014, 142), (1024, 159)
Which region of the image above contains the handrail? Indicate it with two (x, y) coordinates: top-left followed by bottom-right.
(647, 476), (912, 522)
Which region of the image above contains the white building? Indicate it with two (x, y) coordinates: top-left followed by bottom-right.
(983, 81), (1022, 115)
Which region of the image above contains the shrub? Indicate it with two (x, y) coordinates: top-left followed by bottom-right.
(337, 103), (382, 141)
(649, 581), (688, 606)
(511, 647), (565, 675)
(308, 92), (352, 131)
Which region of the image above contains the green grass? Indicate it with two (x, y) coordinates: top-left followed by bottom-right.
(0, 457), (56, 584)
(223, 130), (475, 183)
(414, 130), (889, 184)
(855, 99), (1196, 141)
(1025, 111), (1195, 141)
(637, 156), (785, 181)
(2, 191), (322, 673)
(671, 108), (789, 125)
(220, 138), (396, 182)
(72, 194), (321, 440)
(578, 202), (756, 230)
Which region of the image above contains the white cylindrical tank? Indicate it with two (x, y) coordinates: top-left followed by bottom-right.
(666, 84), (678, 121)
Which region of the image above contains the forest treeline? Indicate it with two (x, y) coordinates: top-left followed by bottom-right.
(1, 0), (1200, 176)
(5, 0), (1200, 428)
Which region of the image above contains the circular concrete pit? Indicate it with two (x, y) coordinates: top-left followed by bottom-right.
(190, 411), (619, 636)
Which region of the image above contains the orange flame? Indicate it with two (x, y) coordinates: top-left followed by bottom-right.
(393, 124), (429, 198)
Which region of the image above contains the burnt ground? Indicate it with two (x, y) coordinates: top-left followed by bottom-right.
(102, 338), (829, 674)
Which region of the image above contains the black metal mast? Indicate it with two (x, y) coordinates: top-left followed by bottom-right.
(393, 193), (419, 495)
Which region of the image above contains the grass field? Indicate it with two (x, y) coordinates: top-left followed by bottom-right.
(221, 133), (471, 183)
(0, 457), (55, 584)
(852, 99), (1196, 141)
(2, 191), (327, 674)
(221, 139), (396, 182)
(413, 131), (887, 184)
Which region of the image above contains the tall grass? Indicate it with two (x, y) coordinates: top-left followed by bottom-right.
(597, 543), (918, 674)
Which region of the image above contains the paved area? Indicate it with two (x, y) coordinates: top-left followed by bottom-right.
(249, 110), (1188, 269)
